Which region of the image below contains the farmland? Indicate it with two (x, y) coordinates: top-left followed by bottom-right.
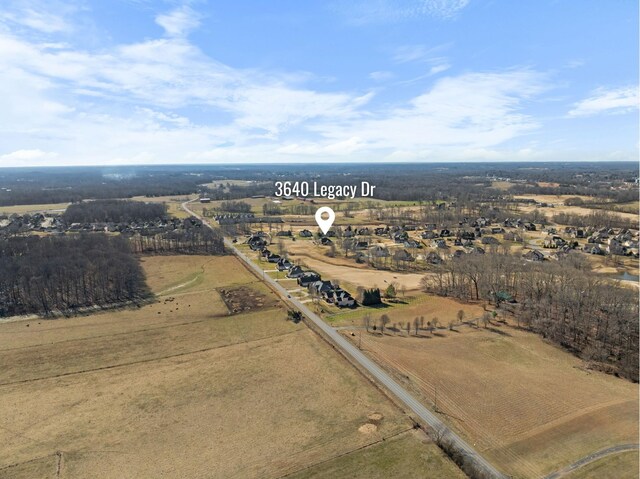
(0, 255), (462, 478)
(348, 323), (639, 478)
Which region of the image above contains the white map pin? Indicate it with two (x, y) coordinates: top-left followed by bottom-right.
(315, 206), (335, 235)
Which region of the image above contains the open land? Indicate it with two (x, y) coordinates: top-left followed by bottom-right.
(0, 254), (463, 479)
(346, 323), (638, 479)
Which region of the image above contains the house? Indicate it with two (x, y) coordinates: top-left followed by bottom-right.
(421, 230), (438, 239)
(287, 265), (305, 278)
(425, 252), (443, 264)
(276, 230), (292, 237)
(392, 231), (408, 243)
(298, 272), (321, 286)
(334, 289), (356, 308)
(432, 239), (448, 249)
(267, 253), (281, 263)
(199, 197), (211, 203)
(374, 226), (389, 236)
(403, 239), (422, 248)
(308, 280), (334, 295)
(503, 232), (522, 242)
(369, 245), (390, 257)
(491, 227), (504, 234)
(466, 246), (485, 255)
(248, 235), (267, 250)
(522, 222), (537, 231)
(523, 250), (545, 261)
(440, 229), (452, 237)
(584, 244), (605, 255)
(356, 227), (370, 236)
(299, 229), (313, 238)
(260, 248), (272, 258)
(481, 236), (500, 245)
(355, 241), (369, 250)
(424, 223), (437, 230)
(276, 258), (292, 271)
(607, 238), (625, 255)
(393, 249), (414, 262)
(320, 236), (333, 246)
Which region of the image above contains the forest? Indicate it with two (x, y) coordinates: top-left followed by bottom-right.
(130, 228), (225, 255)
(0, 234), (151, 317)
(421, 251), (639, 380)
(1, 162), (637, 206)
(63, 200), (167, 224)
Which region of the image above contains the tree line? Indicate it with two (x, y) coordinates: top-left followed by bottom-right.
(63, 200), (167, 224)
(421, 251), (639, 380)
(0, 234), (151, 317)
(129, 228), (225, 255)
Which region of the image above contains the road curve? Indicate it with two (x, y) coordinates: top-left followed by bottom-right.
(543, 444), (639, 479)
(183, 200), (507, 479)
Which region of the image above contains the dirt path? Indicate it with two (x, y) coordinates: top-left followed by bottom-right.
(543, 444), (640, 479)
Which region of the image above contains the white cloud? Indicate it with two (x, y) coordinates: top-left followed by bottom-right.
(311, 70), (547, 150)
(369, 70), (395, 81)
(0, 1), (74, 33)
(0, 4), (560, 167)
(155, 6), (201, 38)
(336, 0), (469, 24)
(0, 149), (58, 163)
(568, 86), (639, 117)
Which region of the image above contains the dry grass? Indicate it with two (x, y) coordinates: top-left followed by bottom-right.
(289, 429), (466, 479)
(351, 323), (639, 478)
(565, 451), (639, 479)
(0, 255), (461, 478)
(0, 202), (70, 215)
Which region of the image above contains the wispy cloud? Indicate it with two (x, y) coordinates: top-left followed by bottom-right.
(369, 70), (395, 81)
(335, 0), (470, 24)
(155, 5), (201, 38)
(0, 0), (75, 33)
(568, 86), (639, 117)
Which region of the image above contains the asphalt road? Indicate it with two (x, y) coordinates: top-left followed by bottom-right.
(183, 200), (507, 479)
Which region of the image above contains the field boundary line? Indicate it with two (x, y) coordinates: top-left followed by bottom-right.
(274, 427), (416, 479)
(0, 329), (304, 387)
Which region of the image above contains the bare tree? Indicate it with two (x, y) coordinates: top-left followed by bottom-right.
(380, 314), (390, 335)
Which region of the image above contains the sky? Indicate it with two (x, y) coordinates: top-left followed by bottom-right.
(0, 0), (638, 167)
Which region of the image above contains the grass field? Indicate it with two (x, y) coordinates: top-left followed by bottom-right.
(0, 255), (462, 478)
(289, 429), (466, 479)
(0, 202), (70, 215)
(350, 322), (639, 479)
(565, 451), (639, 479)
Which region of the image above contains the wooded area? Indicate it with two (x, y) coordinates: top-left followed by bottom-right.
(0, 234), (151, 317)
(421, 252), (639, 380)
(130, 228), (225, 255)
(63, 200), (167, 223)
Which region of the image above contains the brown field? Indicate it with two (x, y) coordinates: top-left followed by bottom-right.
(283, 242), (425, 292)
(0, 255), (462, 478)
(515, 194), (638, 222)
(289, 429), (466, 479)
(0, 202), (70, 215)
(130, 194), (196, 219)
(327, 293), (484, 328)
(565, 451), (639, 479)
(351, 323), (639, 479)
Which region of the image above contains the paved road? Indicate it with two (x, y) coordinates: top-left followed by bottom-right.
(183, 200), (507, 479)
(543, 444), (639, 479)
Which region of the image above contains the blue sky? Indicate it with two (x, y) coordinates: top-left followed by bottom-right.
(0, 0), (637, 166)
